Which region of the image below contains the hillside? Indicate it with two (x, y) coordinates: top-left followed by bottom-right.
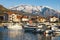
(0, 5), (9, 13)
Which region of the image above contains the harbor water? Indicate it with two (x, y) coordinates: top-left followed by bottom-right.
(0, 27), (60, 40)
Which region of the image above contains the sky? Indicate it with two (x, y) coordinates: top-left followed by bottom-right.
(0, 0), (60, 10)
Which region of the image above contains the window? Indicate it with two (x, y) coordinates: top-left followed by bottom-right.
(0, 16), (4, 20)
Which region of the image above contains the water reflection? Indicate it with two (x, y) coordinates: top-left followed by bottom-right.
(0, 32), (3, 40)
(0, 28), (60, 40)
(8, 30), (23, 40)
(8, 30), (20, 38)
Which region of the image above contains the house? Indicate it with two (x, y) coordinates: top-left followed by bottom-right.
(50, 16), (59, 22)
(0, 13), (8, 22)
(37, 17), (46, 23)
(9, 13), (20, 22)
(17, 15), (22, 22)
(0, 13), (4, 22)
(22, 16), (29, 22)
(7, 11), (20, 22)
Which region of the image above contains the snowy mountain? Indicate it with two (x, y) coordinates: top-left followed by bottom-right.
(9, 5), (60, 17)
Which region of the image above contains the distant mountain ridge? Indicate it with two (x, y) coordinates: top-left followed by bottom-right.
(0, 4), (60, 18)
(9, 5), (54, 13)
(9, 5), (60, 18)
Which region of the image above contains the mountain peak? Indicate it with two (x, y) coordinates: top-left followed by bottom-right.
(9, 4), (60, 17)
(8, 4), (55, 13)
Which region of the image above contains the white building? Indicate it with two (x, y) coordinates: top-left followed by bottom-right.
(22, 18), (29, 22)
(50, 17), (59, 22)
(8, 14), (20, 22)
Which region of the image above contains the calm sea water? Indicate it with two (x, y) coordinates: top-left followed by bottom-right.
(0, 27), (60, 40)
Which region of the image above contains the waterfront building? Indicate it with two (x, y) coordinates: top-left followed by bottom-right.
(8, 13), (20, 22)
(37, 17), (46, 23)
(50, 16), (59, 22)
(0, 13), (8, 22)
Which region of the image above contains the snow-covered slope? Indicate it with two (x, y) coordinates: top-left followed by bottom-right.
(9, 5), (60, 17)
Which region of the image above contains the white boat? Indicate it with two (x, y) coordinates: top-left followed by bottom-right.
(45, 30), (53, 34)
(7, 23), (22, 30)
